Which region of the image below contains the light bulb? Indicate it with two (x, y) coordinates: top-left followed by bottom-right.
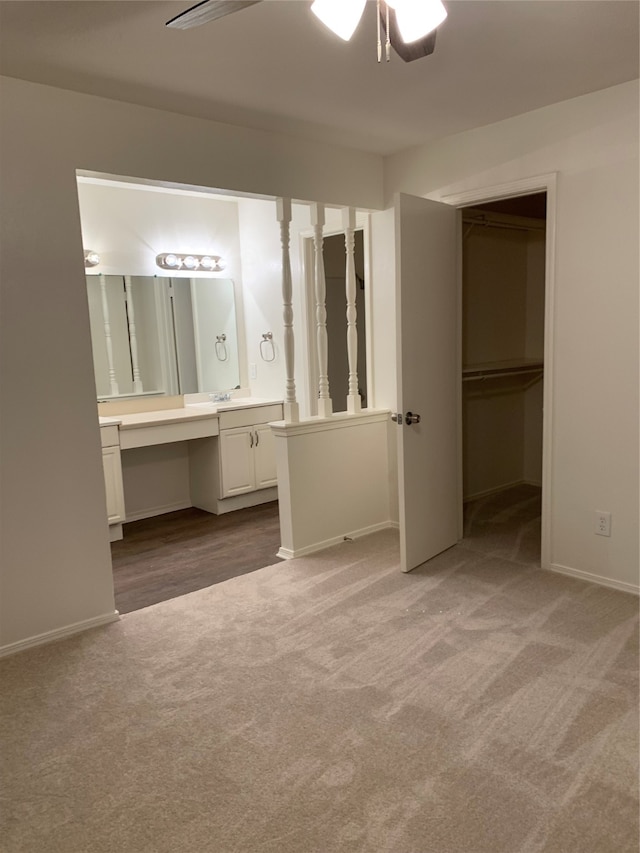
(183, 255), (198, 270)
(213, 257), (226, 271)
(311, 0), (367, 41)
(394, 0), (447, 44)
(84, 251), (100, 267)
(200, 256), (215, 270)
(165, 253), (180, 268)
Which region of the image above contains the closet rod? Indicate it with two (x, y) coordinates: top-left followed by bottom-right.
(462, 367), (543, 382)
(462, 218), (544, 234)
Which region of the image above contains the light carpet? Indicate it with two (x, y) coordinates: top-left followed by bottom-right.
(1, 528), (638, 852)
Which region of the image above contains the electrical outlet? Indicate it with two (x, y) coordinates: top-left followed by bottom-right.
(250, 363), (257, 380)
(594, 511), (611, 537)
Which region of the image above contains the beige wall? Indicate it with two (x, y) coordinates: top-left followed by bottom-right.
(384, 80), (639, 589)
(1, 74), (637, 652)
(0, 77), (383, 650)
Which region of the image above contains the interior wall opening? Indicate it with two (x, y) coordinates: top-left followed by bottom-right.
(305, 228), (368, 415)
(322, 230), (367, 411)
(79, 173), (288, 614)
(460, 192), (547, 566)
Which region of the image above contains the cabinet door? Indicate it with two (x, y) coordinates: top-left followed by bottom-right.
(219, 427), (255, 497)
(102, 445), (125, 524)
(253, 424), (278, 490)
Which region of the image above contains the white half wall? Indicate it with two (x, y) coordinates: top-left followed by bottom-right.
(274, 413), (393, 558)
(385, 81), (639, 590)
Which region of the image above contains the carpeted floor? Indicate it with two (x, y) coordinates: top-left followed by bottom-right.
(1, 520), (638, 852)
(463, 483), (542, 566)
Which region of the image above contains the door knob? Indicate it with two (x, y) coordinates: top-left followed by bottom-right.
(405, 411), (421, 425)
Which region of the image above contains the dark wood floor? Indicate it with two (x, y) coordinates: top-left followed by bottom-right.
(111, 501), (282, 614)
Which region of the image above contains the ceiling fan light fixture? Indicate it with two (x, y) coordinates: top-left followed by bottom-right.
(393, 0), (447, 44)
(311, 0), (367, 42)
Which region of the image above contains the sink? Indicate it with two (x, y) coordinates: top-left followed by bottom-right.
(186, 397), (273, 413)
(212, 397), (265, 409)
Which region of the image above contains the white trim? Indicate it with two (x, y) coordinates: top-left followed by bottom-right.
(547, 563), (639, 596)
(440, 175), (557, 208)
(109, 522), (123, 542)
(0, 611), (120, 659)
(277, 520), (397, 560)
(213, 487), (278, 515)
(442, 173), (557, 571)
(125, 500), (191, 522)
(463, 479), (532, 503)
(271, 409), (389, 438)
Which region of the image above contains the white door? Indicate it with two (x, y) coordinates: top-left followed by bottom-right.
(395, 193), (459, 572)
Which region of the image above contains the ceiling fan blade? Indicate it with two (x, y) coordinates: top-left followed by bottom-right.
(381, 8), (438, 62)
(166, 0), (262, 30)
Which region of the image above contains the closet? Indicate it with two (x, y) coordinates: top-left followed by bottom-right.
(461, 194), (546, 510)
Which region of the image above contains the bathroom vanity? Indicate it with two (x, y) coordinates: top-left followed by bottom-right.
(99, 397), (283, 541)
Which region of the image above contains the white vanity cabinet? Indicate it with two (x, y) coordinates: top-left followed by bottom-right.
(100, 423), (125, 541)
(218, 405), (281, 496)
(219, 422), (277, 497)
(190, 403), (282, 514)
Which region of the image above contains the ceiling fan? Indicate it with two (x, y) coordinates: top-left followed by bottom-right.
(166, 1), (447, 63)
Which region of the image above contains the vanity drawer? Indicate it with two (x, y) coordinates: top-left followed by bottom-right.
(100, 425), (120, 448)
(218, 404), (283, 431)
(119, 417), (219, 450)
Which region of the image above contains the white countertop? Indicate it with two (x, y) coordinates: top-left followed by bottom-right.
(108, 398), (283, 430)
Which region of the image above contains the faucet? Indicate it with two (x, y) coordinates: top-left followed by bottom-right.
(210, 391), (232, 403)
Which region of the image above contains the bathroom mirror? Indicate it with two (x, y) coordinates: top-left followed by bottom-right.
(86, 275), (240, 399)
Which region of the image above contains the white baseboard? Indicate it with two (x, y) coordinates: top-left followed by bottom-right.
(278, 520), (397, 560)
(463, 479), (543, 503)
(0, 611), (120, 659)
(214, 487), (278, 515)
(109, 523), (123, 542)
(547, 562), (640, 595)
(125, 500), (191, 523)
(463, 480), (526, 503)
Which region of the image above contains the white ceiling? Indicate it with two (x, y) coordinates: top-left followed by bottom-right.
(0, 0), (638, 155)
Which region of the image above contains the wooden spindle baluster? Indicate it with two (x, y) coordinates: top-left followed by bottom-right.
(276, 198), (299, 423)
(311, 203), (332, 418)
(124, 276), (143, 394)
(99, 275), (119, 396)
(343, 207), (361, 413)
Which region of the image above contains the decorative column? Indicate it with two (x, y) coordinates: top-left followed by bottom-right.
(124, 276), (143, 394)
(276, 198), (299, 423)
(343, 207), (361, 413)
(311, 203), (333, 418)
(99, 275), (119, 396)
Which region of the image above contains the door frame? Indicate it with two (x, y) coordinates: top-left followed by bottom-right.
(442, 173), (557, 570)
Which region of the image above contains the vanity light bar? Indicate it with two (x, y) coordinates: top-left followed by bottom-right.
(156, 253), (226, 272)
(84, 250), (101, 268)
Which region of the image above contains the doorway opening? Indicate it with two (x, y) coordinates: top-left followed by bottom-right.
(305, 229), (368, 414)
(323, 231), (367, 410)
(460, 192), (547, 566)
